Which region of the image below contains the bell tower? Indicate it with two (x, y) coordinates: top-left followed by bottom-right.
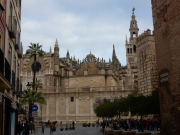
(129, 8), (139, 44)
(125, 8), (139, 65)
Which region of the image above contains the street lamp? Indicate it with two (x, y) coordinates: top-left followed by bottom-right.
(0, 4), (4, 17)
(26, 82), (31, 90)
(40, 106), (42, 120)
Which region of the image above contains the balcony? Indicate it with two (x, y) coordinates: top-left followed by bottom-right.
(0, 48), (4, 74)
(12, 70), (15, 90)
(5, 58), (11, 82)
(18, 42), (23, 58)
(8, 16), (17, 39)
(20, 84), (22, 96)
(16, 78), (19, 93)
(15, 33), (20, 50)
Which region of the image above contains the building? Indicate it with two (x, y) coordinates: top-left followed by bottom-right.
(136, 29), (158, 95)
(20, 12), (157, 123)
(0, 0), (23, 135)
(152, 0), (180, 134)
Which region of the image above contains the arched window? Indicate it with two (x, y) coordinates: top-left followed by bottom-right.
(31, 62), (41, 72)
(133, 45), (136, 53)
(130, 48), (132, 53)
(133, 32), (136, 38)
(127, 48), (129, 54)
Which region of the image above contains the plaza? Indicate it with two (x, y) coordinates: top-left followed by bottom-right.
(34, 125), (160, 135)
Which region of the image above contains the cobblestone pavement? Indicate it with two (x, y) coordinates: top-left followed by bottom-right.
(33, 125), (160, 135)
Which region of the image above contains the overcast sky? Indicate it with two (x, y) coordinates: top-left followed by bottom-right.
(21, 0), (153, 66)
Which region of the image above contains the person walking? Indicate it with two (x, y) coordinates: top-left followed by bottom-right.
(50, 122), (53, 134)
(16, 121), (21, 135)
(42, 122), (45, 134)
(24, 121), (30, 135)
(102, 121), (106, 133)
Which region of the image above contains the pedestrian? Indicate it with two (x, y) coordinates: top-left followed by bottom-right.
(24, 121), (30, 135)
(16, 121), (21, 135)
(138, 120), (142, 132)
(42, 122), (45, 134)
(102, 121), (106, 133)
(50, 122), (53, 134)
(60, 121), (62, 127)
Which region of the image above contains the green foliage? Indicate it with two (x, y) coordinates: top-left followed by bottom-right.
(25, 43), (45, 58)
(20, 89), (46, 105)
(94, 92), (160, 119)
(30, 78), (43, 90)
(94, 102), (117, 118)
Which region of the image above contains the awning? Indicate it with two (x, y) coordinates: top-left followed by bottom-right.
(0, 72), (12, 90)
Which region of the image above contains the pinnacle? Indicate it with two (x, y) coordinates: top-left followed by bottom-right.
(55, 39), (58, 47)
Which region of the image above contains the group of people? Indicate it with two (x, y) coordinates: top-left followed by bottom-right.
(100, 118), (160, 132)
(16, 121), (34, 135)
(41, 121), (54, 134)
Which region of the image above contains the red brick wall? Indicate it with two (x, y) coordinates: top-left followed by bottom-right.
(152, 0), (180, 134)
(88, 63), (98, 75)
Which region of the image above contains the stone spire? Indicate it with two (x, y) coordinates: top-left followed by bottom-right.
(66, 50), (70, 58)
(73, 55), (76, 61)
(55, 39), (58, 47)
(50, 46), (52, 54)
(112, 44), (116, 59)
(126, 35), (128, 44)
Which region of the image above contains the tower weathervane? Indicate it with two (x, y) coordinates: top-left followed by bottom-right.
(132, 8), (135, 14)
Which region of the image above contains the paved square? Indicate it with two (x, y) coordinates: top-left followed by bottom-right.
(34, 125), (160, 135)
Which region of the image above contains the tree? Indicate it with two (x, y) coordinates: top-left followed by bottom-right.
(122, 94), (139, 131)
(30, 78), (43, 91)
(113, 98), (128, 119)
(25, 43), (45, 90)
(93, 97), (110, 108)
(20, 89), (46, 121)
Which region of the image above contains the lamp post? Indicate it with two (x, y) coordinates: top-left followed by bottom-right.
(26, 82), (31, 90)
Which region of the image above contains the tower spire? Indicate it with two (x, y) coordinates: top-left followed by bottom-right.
(66, 50), (70, 58)
(112, 44), (116, 59)
(55, 39), (58, 47)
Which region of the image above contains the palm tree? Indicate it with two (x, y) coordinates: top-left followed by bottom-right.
(30, 78), (43, 91)
(25, 43), (45, 89)
(20, 89), (46, 121)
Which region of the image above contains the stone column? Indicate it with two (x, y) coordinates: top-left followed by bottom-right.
(56, 94), (58, 121)
(66, 94), (69, 122)
(46, 100), (49, 121)
(90, 94), (93, 122)
(76, 94), (79, 122)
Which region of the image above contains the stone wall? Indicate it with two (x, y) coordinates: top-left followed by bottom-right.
(152, 0), (180, 134)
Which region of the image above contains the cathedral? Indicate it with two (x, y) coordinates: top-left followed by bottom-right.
(20, 12), (158, 123)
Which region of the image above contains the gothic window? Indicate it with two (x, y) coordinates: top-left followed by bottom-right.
(133, 32), (136, 38)
(130, 48), (132, 53)
(31, 62), (41, 72)
(133, 45), (136, 53)
(127, 48), (129, 54)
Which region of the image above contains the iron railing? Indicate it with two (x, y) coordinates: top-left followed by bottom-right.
(12, 70), (15, 89)
(8, 16), (17, 39)
(0, 48), (4, 74)
(5, 58), (11, 82)
(16, 78), (19, 93)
